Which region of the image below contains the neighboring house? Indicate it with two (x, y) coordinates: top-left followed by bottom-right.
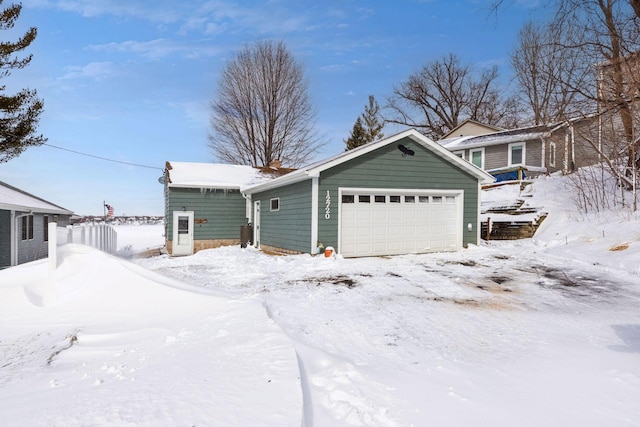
(243, 129), (494, 258)
(439, 116), (608, 181)
(163, 161), (293, 256)
(0, 180), (73, 268)
(440, 119), (503, 139)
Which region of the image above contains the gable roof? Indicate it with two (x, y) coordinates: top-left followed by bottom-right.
(0, 180), (74, 214)
(165, 161), (292, 191)
(440, 123), (558, 151)
(244, 129), (495, 195)
(440, 119), (503, 140)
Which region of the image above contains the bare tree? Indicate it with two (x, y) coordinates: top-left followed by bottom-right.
(209, 40), (321, 167)
(385, 53), (515, 140)
(0, 2), (45, 163)
(511, 21), (593, 125)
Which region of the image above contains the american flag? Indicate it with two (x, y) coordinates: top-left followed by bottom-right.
(105, 203), (114, 217)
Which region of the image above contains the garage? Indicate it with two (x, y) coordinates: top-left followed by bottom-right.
(339, 189), (462, 257)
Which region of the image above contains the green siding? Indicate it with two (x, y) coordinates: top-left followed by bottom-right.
(0, 210), (10, 268)
(165, 187), (249, 242)
(318, 136), (480, 250)
(252, 179), (312, 253)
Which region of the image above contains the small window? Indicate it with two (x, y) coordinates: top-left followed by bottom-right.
(21, 215), (34, 241)
(375, 195), (386, 203)
(432, 196), (443, 203)
(470, 149), (484, 169)
(358, 195), (370, 203)
(405, 195), (415, 203)
(549, 142), (557, 167)
(389, 195), (401, 203)
(509, 142), (525, 166)
(453, 151), (465, 160)
(44, 216), (49, 242)
(342, 195), (355, 203)
(445, 196), (456, 204)
(418, 196), (430, 203)
(270, 198), (280, 211)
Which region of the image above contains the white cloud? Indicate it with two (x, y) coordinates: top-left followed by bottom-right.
(60, 61), (117, 80)
(88, 39), (221, 61)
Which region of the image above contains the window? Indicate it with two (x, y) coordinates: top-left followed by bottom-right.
(445, 196), (456, 204)
(389, 195), (401, 203)
(470, 148), (484, 169)
(418, 196), (430, 203)
(453, 151), (465, 160)
(404, 195), (415, 203)
(44, 216), (49, 242)
(21, 215), (34, 241)
(358, 195), (370, 203)
(549, 142), (557, 167)
(374, 195), (386, 203)
(342, 195), (355, 203)
(270, 198), (280, 211)
(432, 196), (443, 203)
(508, 142), (525, 166)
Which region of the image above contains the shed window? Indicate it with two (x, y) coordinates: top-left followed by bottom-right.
(270, 198), (280, 211)
(509, 142), (525, 166)
(374, 195), (386, 203)
(21, 215), (34, 241)
(358, 195), (370, 203)
(342, 195), (355, 203)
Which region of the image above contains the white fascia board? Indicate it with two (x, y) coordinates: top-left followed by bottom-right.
(0, 202), (72, 215)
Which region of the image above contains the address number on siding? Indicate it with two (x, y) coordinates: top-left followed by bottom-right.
(325, 190), (331, 219)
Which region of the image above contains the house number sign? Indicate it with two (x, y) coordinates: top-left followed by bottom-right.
(325, 190), (331, 219)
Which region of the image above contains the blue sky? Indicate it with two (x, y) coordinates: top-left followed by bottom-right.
(0, 0), (546, 216)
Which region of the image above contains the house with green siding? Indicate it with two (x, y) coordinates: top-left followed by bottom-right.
(0, 180), (73, 268)
(243, 129), (494, 258)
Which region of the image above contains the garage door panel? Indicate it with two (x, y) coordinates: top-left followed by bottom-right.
(340, 190), (461, 257)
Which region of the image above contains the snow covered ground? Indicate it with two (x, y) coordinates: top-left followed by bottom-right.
(1, 174), (639, 426)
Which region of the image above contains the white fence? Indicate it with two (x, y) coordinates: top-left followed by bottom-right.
(48, 222), (118, 273)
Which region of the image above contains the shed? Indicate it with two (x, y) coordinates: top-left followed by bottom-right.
(163, 161), (292, 256)
(243, 129), (495, 258)
(0, 180), (73, 268)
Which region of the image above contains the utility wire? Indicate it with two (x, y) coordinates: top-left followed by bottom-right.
(43, 143), (164, 171)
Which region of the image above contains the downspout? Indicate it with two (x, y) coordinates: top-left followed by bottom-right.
(540, 136), (546, 172)
(310, 176), (319, 254)
(571, 125), (576, 171)
(10, 210), (16, 266)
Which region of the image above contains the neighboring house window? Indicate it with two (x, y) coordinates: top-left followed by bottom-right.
(549, 142), (557, 167)
(508, 142), (525, 166)
(270, 198), (280, 211)
(44, 216), (49, 242)
(470, 148), (484, 169)
(453, 151), (465, 160)
(21, 215), (34, 240)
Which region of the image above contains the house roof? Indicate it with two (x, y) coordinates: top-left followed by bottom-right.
(0, 180), (74, 215)
(165, 161), (291, 191)
(440, 119), (503, 140)
(439, 123), (558, 151)
(243, 129), (495, 195)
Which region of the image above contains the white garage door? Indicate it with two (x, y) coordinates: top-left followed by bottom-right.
(339, 189), (462, 257)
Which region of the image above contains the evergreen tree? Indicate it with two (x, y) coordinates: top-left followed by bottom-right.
(0, 2), (45, 163)
(344, 117), (368, 150)
(362, 95), (384, 142)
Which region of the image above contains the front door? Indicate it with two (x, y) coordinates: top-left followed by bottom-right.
(253, 201), (261, 248)
(172, 211), (194, 256)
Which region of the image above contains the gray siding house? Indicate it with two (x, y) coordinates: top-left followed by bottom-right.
(244, 129), (494, 257)
(439, 116), (607, 181)
(0, 180), (73, 268)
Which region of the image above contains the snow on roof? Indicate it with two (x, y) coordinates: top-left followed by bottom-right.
(0, 180), (73, 214)
(166, 162), (275, 190)
(441, 131), (549, 150)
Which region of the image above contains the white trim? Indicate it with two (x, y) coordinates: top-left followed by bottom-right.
(470, 147), (485, 169)
(477, 182), (482, 244)
(549, 141), (557, 167)
(508, 142), (526, 166)
(269, 197), (280, 212)
(10, 210), (16, 266)
(253, 200), (261, 248)
(310, 177), (319, 253)
(453, 150), (465, 160)
(172, 211), (194, 256)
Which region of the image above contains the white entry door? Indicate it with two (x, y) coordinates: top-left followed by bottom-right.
(339, 190), (462, 258)
(172, 211), (194, 256)
(253, 201), (261, 248)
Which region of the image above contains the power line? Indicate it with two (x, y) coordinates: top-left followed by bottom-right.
(43, 143), (164, 171)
